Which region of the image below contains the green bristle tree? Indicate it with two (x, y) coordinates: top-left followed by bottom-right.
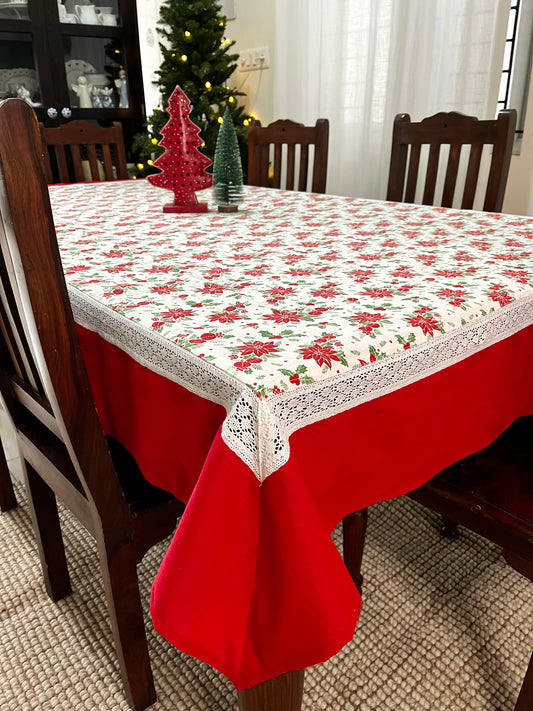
(131, 0), (250, 179)
(213, 106), (244, 211)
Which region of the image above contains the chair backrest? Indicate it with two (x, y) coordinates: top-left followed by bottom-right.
(386, 109), (517, 212)
(40, 120), (129, 184)
(0, 99), (129, 530)
(247, 118), (329, 193)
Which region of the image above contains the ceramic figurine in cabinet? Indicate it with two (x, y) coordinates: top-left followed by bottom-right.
(72, 76), (93, 108)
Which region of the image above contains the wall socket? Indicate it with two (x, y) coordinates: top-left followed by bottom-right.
(239, 46), (270, 72)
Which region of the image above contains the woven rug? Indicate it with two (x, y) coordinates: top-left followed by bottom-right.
(1, 479), (531, 711)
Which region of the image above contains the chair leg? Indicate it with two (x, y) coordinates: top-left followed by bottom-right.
(237, 669), (305, 711)
(24, 463), (71, 601)
(97, 540), (156, 711)
(0, 440), (16, 511)
(515, 651), (533, 711)
(342, 509), (368, 592)
(440, 516), (459, 539)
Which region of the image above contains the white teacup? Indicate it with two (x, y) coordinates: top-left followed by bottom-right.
(63, 12), (78, 22)
(75, 3), (98, 23)
(58, 3), (67, 19)
(98, 11), (117, 25)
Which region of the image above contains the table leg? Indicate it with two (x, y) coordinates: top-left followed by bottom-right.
(237, 670), (304, 711)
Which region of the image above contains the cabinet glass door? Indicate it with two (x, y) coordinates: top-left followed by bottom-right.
(64, 35), (128, 110)
(0, 33), (41, 106)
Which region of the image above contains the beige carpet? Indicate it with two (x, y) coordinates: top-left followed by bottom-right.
(1, 477), (532, 710)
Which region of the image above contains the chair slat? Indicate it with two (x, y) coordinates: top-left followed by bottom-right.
(404, 144), (421, 203)
(54, 145), (70, 183)
(422, 144), (440, 205)
(462, 143), (483, 210)
(273, 144), (282, 188)
(299, 145), (309, 191)
(101, 144), (114, 179)
(70, 145), (85, 182)
(286, 144), (296, 191)
(86, 145), (100, 180)
(441, 143), (461, 208)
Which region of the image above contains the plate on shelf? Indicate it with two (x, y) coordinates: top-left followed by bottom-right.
(0, 1), (28, 17)
(65, 59), (97, 89)
(0, 67), (38, 96)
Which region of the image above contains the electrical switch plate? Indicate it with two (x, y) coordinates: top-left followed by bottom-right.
(239, 46), (270, 72)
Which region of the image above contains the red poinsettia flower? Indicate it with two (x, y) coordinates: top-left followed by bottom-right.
(210, 312), (241, 323)
(199, 283), (224, 294)
(264, 310), (302, 323)
(237, 341), (280, 356)
(488, 284), (513, 306)
(301, 344), (341, 369)
(406, 313), (440, 336)
(151, 284), (177, 295)
(270, 286), (294, 297)
(146, 265), (174, 274)
(312, 287), (338, 298)
(160, 308), (193, 319)
(103, 287), (124, 297)
(65, 265), (90, 274)
(361, 287), (393, 298)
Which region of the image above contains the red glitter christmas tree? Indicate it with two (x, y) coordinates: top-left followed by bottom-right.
(148, 85), (213, 213)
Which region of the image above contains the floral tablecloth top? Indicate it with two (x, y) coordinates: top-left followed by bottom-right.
(50, 180), (533, 481)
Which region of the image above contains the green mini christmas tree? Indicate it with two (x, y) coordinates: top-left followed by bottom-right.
(213, 106), (244, 212)
(132, 0), (250, 179)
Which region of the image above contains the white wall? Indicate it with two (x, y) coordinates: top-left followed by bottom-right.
(503, 68), (533, 216)
(227, 0), (275, 124)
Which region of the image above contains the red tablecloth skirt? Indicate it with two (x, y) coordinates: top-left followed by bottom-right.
(76, 323), (533, 690)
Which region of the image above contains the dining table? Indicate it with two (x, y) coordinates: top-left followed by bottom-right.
(48, 178), (533, 710)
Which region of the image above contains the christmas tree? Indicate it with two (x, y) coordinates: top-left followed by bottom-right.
(148, 86), (212, 213)
(132, 0), (250, 179)
(213, 106), (243, 211)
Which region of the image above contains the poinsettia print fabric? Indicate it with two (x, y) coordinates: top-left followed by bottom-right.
(50, 181), (533, 400)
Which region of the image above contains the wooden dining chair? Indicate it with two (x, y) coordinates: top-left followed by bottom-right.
(39, 119), (129, 183)
(247, 118), (329, 193)
(0, 435), (16, 512)
(386, 109), (517, 212)
(342, 415), (533, 709)
(0, 98), (184, 711)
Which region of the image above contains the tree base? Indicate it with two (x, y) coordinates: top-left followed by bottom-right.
(217, 204), (239, 213)
(163, 201), (209, 214)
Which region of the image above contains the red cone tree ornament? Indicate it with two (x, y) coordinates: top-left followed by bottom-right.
(148, 85), (212, 213)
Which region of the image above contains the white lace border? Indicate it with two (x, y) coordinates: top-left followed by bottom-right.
(69, 286), (533, 482)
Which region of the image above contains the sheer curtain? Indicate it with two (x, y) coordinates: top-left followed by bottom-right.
(274, 0), (509, 199)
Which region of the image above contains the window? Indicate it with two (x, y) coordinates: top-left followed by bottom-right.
(498, 0), (533, 144)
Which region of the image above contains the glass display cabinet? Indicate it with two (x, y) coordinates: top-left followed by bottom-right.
(0, 0), (145, 158)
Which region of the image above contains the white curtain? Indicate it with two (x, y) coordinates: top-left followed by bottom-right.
(274, 0), (509, 200)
